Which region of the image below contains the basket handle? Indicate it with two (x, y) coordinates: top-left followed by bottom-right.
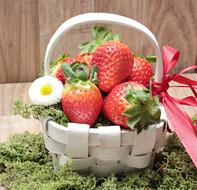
(44, 13), (162, 82)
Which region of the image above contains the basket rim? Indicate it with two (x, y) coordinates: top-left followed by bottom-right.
(45, 118), (165, 134)
(42, 105), (167, 134)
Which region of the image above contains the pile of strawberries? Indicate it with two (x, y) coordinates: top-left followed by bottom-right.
(51, 26), (160, 132)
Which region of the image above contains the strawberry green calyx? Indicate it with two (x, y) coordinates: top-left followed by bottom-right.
(79, 26), (121, 54)
(62, 62), (87, 82)
(145, 55), (156, 63)
(61, 62), (98, 84)
(50, 53), (69, 68)
(134, 55), (156, 63)
(89, 65), (99, 84)
(55, 53), (69, 63)
(124, 85), (161, 133)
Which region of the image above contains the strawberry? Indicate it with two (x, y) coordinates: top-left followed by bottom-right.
(79, 26), (133, 92)
(103, 81), (160, 132)
(63, 57), (76, 63)
(52, 57), (75, 84)
(61, 63), (103, 126)
(91, 41), (134, 92)
(76, 53), (92, 65)
(127, 56), (154, 87)
(75, 53), (92, 73)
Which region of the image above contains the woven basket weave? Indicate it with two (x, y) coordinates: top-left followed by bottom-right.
(42, 13), (167, 176)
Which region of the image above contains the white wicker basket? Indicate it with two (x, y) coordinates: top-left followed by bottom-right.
(41, 13), (167, 176)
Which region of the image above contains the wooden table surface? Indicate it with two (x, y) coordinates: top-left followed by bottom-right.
(0, 73), (197, 143)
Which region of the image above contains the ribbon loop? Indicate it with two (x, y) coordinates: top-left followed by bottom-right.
(162, 45), (180, 74)
(152, 81), (169, 96)
(152, 45), (197, 168)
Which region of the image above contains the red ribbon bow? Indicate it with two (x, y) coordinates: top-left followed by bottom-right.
(152, 45), (197, 168)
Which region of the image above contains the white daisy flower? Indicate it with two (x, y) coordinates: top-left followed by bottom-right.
(29, 76), (64, 106)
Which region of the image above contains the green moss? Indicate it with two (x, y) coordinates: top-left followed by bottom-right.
(0, 162), (54, 189)
(13, 100), (68, 126)
(0, 133), (197, 190)
(96, 176), (118, 190)
(13, 100), (113, 127)
(0, 132), (51, 164)
(0, 162), (96, 190)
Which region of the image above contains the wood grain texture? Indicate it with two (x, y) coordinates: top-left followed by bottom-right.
(39, 0), (95, 60)
(0, 116), (41, 143)
(39, 0), (197, 74)
(0, 0), (40, 83)
(0, 0), (196, 82)
(0, 83), (31, 115)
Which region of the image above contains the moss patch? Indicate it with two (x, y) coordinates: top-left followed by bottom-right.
(0, 133), (196, 190)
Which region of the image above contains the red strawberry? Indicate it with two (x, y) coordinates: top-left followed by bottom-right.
(103, 81), (160, 131)
(61, 63), (103, 126)
(91, 41), (134, 92)
(75, 53), (92, 74)
(127, 57), (153, 87)
(79, 26), (131, 92)
(63, 57), (76, 63)
(52, 57), (75, 84)
(76, 53), (92, 65)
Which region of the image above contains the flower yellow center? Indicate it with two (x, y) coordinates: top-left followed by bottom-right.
(40, 84), (52, 95)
